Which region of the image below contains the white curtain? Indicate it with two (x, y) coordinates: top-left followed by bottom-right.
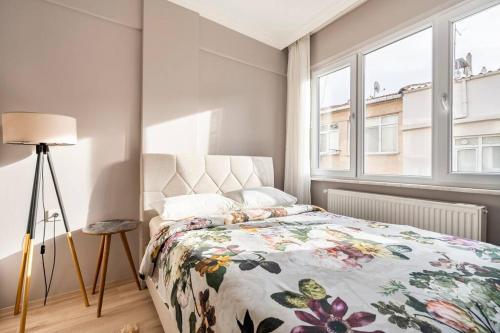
(284, 35), (311, 204)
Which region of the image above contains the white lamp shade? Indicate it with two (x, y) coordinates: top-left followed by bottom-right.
(1, 112), (77, 145)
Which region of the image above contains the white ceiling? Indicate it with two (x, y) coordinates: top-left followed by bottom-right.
(167, 0), (367, 50)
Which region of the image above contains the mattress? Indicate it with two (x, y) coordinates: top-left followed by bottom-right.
(148, 216), (175, 238)
(140, 205), (500, 333)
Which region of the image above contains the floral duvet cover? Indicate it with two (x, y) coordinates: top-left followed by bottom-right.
(139, 205), (500, 333)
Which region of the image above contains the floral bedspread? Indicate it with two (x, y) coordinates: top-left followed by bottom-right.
(139, 205), (500, 333)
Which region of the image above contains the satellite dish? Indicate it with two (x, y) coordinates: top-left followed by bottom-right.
(374, 81), (380, 96)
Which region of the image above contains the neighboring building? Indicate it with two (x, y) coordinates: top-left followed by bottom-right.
(319, 69), (500, 175)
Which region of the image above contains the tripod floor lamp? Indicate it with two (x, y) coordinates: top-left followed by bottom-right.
(1, 112), (89, 333)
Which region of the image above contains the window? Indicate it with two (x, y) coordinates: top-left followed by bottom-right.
(320, 124), (340, 155)
(451, 3), (500, 174)
(363, 28), (432, 176)
(454, 136), (500, 172)
(314, 64), (353, 172)
(311, 0), (500, 189)
(365, 115), (398, 154)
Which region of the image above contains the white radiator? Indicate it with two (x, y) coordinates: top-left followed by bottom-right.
(326, 189), (487, 241)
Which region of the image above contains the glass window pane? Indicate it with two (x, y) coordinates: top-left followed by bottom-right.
(381, 115), (398, 125)
(381, 125), (397, 152)
(365, 126), (379, 153)
(457, 149), (477, 172)
(365, 117), (379, 127)
(455, 137), (478, 146)
(319, 133), (327, 153)
(483, 136), (500, 145)
(364, 28), (432, 176)
(452, 4), (500, 174)
(328, 130), (339, 152)
(482, 146), (500, 172)
(318, 66), (351, 170)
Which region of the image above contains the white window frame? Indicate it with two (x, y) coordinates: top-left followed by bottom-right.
(357, 25), (433, 182)
(311, 55), (357, 178)
(435, 0), (500, 188)
(310, 0), (500, 190)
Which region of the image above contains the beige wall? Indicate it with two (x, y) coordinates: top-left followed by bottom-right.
(311, 0), (465, 66)
(310, 0), (500, 245)
(142, 0), (287, 188)
(0, 0), (287, 309)
(0, 0), (286, 309)
(0, 0), (142, 308)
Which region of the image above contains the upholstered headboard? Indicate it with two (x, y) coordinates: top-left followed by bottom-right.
(141, 154), (274, 219)
(139, 154), (274, 264)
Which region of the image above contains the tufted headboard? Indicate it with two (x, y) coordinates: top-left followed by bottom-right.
(139, 154), (274, 256)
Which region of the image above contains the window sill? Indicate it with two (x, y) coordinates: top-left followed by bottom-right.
(310, 177), (500, 196)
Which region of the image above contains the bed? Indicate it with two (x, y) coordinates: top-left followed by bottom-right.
(139, 154), (500, 333)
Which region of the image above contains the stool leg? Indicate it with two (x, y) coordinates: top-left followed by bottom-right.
(66, 232), (90, 307)
(97, 234), (111, 318)
(120, 232), (141, 290)
(92, 236), (105, 295)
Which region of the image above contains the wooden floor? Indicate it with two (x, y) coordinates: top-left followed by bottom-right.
(0, 280), (163, 333)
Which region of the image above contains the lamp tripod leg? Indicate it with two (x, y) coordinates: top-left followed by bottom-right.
(45, 146), (89, 307)
(14, 234), (30, 315)
(18, 145), (43, 332)
(19, 239), (34, 333)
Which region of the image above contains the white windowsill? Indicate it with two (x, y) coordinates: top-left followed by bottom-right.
(310, 177), (500, 196)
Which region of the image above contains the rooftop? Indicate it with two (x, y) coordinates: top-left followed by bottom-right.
(320, 67), (500, 112)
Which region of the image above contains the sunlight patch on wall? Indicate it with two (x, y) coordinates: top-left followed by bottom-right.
(143, 109), (222, 154)
(0, 138), (93, 260)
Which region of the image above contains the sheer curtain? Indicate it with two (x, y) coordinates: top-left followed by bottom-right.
(284, 35), (311, 204)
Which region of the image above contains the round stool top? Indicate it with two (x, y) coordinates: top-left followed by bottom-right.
(83, 219), (140, 235)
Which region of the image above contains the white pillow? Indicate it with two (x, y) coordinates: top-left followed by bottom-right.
(223, 187), (297, 209)
(151, 193), (240, 220)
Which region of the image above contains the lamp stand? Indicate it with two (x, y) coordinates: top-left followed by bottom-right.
(13, 143), (89, 333)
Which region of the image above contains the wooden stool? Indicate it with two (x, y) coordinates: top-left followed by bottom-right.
(83, 219), (141, 317)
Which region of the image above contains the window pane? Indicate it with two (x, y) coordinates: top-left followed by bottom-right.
(482, 146), (500, 172)
(457, 149), (477, 172)
(483, 136), (500, 145)
(365, 117), (379, 127)
(319, 133), (327, 153)
(452, 4), (500, 174)
(381, 115), (398, 125)
(455, 137), (478, 146)
(381, 125), (397, 152)
(364, 28), (432, 176)
(365, 126), (379, 153)
(318, 66), (351, 170)
(328, 130), (339, 152)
